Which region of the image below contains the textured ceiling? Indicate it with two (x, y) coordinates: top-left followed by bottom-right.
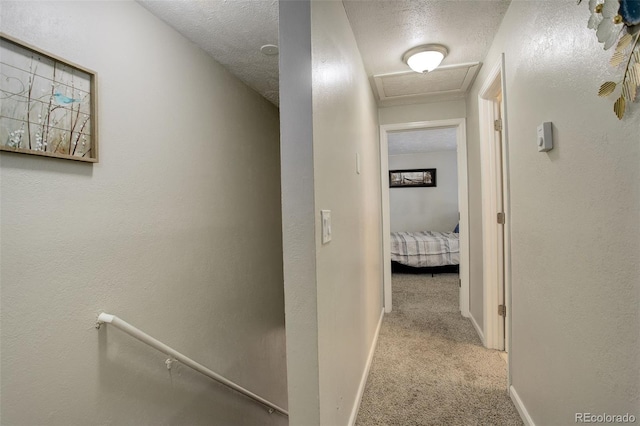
(343, 0), (511, 105)
(138, 0), (280, 105)
(388, 128), (457, 155)
(343, 0), (510, 75)
(138, 0), (510, 107)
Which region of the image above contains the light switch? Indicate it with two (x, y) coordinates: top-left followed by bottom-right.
(321, 210), (332, 244)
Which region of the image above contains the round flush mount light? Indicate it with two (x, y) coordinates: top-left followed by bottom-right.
(260, 44), (279, 56)
(402, 44), (448, 73)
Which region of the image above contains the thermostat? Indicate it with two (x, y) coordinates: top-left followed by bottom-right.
(537, 122), (553, 152)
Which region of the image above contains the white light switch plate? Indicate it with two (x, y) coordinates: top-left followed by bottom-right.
(321, 210), (332, 244)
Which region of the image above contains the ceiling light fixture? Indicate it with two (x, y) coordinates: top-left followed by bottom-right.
(402, 44), (448, 73)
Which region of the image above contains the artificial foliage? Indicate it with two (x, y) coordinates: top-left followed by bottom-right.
(580, 0), (640, 119)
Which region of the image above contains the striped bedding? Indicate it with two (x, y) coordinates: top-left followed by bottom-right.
(390, 231), (460, 268)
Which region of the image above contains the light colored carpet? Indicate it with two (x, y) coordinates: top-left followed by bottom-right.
(356, 273), (523, 426)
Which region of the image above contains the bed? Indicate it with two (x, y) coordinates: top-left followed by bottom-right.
(390, 231), (460, 274)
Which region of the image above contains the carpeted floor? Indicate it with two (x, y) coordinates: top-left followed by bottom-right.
(356, 273), (523, 426)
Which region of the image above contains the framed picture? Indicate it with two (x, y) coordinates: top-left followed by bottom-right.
(389, 168), (437, 188)
(0, 33), (98, 163)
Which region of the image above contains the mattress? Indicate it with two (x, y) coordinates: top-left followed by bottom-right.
(390, 231), (460, 268)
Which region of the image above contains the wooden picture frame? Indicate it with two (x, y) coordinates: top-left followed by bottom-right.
(0, 33), (98, 163)
(389, 168), (437, 188)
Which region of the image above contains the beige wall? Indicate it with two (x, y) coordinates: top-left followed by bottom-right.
(0, 2), (287, 425)
(466, 1), (639, 423)
(279, 1), (383, 424)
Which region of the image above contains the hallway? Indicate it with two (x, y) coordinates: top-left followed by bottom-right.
(356, 273), (522, 425)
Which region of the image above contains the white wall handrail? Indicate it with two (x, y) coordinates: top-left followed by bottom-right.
(96, 312), (288, 417)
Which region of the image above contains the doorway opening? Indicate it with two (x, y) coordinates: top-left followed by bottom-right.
(379, 119), (469, 317)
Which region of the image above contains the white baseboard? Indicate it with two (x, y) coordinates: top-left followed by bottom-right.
(348, 308), (384, 426)
(510, 385), (535, 426)
(469, 312), (485, 346)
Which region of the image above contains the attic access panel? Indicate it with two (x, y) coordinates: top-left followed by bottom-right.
(373, 62), (480, 102)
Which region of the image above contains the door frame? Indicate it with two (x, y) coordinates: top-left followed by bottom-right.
(478, 53), (512, 353)
(379, 118), (469, 317)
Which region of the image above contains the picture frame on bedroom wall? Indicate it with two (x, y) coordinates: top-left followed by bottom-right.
(389, 168), (437, 188)
(0, 33), (98, 163)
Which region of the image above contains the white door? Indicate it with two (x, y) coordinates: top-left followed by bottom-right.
(494, 96), (506, 350)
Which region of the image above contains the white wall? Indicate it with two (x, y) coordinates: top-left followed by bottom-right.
(279, 1), (383, 424)
(379, 100), (466, 125)
(388, 151), (458, 232)
(0, 2), (287, 425)
(466, 1), (640, 423)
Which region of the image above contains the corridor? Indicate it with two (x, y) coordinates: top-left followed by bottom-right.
(357, 273), (522, 425)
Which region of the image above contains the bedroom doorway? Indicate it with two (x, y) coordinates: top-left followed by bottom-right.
(478, 53), (512, 354)
(379, 119), (469, 317)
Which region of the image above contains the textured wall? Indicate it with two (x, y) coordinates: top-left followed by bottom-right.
(388, 152), (459, 232)
(0, 2), (287, 425)
(466, 0), (639, 423)
(279, 0), (384, 424)
(310, 2), (384, 425)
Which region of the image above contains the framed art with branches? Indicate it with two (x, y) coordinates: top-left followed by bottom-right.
(0, 33), (98, 162)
